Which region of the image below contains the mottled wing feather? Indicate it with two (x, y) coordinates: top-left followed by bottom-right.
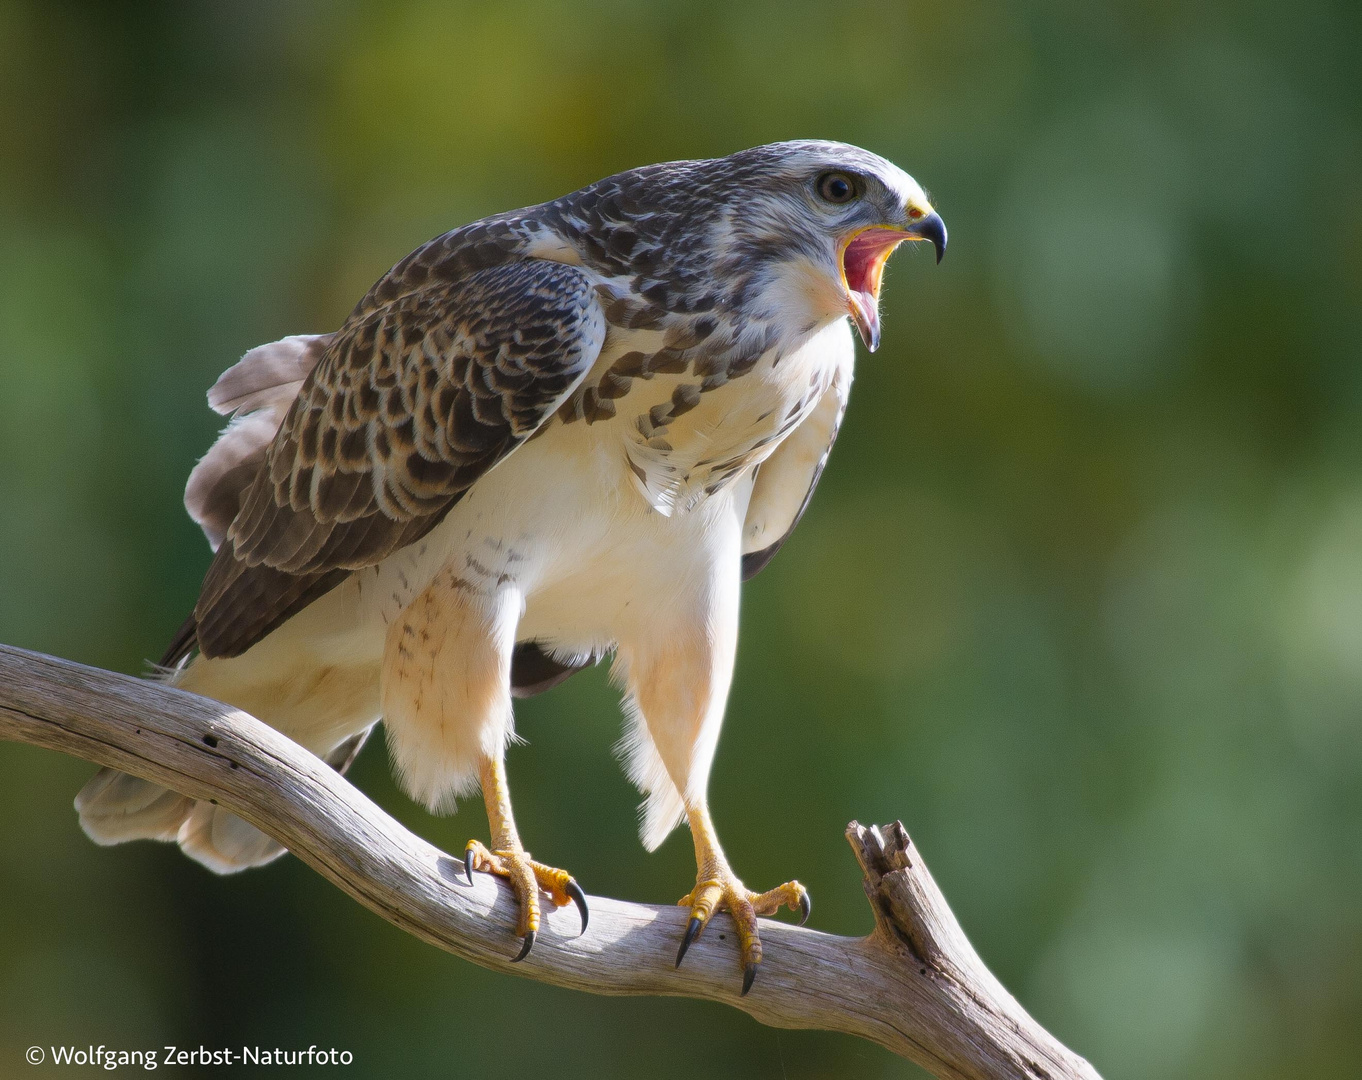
(159, 614), (199, 669)
(740, 366), (851, 580)
(193, 259), (606, 659)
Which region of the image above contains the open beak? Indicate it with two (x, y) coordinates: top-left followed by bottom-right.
(841, 211), (947, 351)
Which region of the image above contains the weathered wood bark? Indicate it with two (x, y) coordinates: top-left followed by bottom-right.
(0, 643), (1100, 1080)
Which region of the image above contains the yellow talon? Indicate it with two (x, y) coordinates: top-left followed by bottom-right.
(463, 756), (589, 957)
(463, 838), (590, 943)
(674, 805), (812, 995)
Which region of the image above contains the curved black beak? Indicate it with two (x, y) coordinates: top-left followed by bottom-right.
(906, 211), (947, 264)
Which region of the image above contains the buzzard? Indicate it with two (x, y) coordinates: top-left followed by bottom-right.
(77, 141), (945, 992)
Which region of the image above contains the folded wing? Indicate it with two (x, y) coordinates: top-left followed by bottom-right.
(188, 259), (606, 660)
(740, 361), (851, 580)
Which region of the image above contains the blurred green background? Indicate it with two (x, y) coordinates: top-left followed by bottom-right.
(2, 1), (1359, 1077)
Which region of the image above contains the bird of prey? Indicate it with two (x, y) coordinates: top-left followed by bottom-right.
(77, 140), (945, 992)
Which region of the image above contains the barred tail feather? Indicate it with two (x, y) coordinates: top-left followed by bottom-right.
(75, 769), (196, 846)
(75, 765), (288, 873)
(177, 801), (287, 874)
(74, 650), (378, 874)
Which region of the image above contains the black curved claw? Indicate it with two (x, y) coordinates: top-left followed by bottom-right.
(564, 879), (590, 935)
(675, 915), (703, 968)
(464, 848), (475, 885)
(798, 890), (812, 926)
(741, 962), (758, 997)
(511, 930), (535, 963)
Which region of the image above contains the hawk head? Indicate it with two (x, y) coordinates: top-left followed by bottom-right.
(708, 140), (946, 352)
(549, 140), (944, 351)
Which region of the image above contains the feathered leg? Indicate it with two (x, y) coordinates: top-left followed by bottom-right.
(381, 564), (586, 959)
(617, 516), (807, 994)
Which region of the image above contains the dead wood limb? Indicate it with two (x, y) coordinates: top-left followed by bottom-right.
(0, 643), (1099, 1080)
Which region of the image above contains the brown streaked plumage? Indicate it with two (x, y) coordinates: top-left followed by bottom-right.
(193, 261), (605, 660)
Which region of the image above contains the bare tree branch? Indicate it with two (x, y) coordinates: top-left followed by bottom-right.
(0, 643), (1099, 1080)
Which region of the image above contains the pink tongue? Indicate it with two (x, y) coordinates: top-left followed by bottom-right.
(843, 231), (893, 296)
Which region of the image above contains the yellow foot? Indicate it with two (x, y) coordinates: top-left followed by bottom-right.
(676, 870), (810, 995)
(463, 840), (589, 960)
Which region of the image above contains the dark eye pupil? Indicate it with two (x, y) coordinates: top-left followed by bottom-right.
(819, 173), (854, 203)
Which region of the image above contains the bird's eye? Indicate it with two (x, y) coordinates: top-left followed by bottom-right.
(815, 171), (858, 205)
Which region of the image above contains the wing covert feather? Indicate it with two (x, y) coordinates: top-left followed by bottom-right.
(194, 259), (605, 659)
